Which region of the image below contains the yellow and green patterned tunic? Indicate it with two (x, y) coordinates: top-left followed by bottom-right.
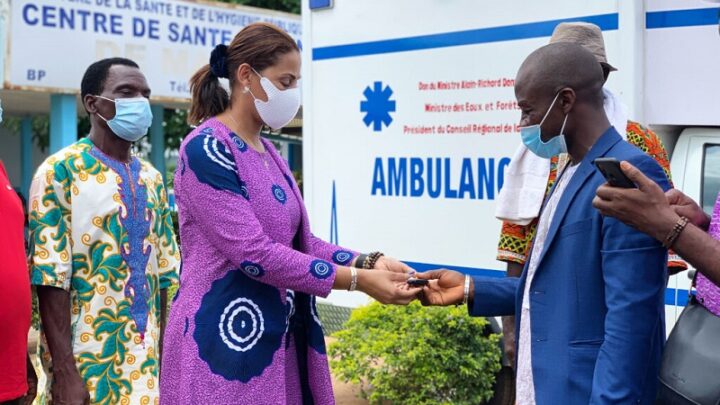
(29, 138), (179, 405)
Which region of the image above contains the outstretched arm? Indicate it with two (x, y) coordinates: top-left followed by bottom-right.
(415, 269), (519, 316)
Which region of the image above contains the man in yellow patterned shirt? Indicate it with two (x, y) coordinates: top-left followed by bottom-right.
(29, 58), (179, 405)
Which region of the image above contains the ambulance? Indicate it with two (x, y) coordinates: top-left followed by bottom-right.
(301, 0), (720, 400)
(302, 0), (720, 314)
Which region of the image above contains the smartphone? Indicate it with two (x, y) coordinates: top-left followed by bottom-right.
(407, 278), (429, 287)
(593, 157), (636, 188)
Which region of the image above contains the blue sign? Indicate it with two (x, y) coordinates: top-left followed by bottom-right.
(309, 0), (333, 10)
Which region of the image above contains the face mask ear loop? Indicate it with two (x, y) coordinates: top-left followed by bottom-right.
(539, 91), (562, 126)
(244, 66), (262, 101)
(559, 113), (569, 135)
(93, 95), (114, 122)
(95, 95), (115, 104)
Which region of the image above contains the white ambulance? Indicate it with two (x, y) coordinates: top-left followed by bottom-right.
(301, 1), (720, 399)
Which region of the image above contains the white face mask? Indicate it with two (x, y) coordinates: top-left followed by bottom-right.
(248, 68), (300, 130)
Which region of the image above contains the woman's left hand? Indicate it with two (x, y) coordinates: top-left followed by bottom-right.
(374, 256), (415, 275)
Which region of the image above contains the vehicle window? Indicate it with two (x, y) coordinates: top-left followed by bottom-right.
(701, 144), (720, 215)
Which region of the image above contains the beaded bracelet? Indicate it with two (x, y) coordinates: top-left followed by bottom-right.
(663, 216), (689, 249)
(365, 252), (385, 269)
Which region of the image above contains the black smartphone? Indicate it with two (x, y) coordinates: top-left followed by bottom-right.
(407, 278), (429, 287)
(593, 157), (636, 188)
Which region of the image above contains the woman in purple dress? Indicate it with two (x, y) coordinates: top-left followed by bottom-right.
(160, 23), (420, 404)
(696, 194), (720, 317)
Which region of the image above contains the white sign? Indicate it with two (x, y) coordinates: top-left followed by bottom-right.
(644, 0), (720, 126)
(6, 0), (301, 100)
(302, 0), (620, 306)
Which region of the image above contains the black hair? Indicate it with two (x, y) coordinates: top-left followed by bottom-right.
(80, 57), (139, 101)
(188, 23), (299, 125)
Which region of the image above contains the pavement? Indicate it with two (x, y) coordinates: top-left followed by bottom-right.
(26, 331), (369, 404)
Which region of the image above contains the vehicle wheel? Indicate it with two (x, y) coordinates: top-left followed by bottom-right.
(487, 365), (515, 405)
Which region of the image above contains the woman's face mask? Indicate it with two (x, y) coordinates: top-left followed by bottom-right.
(519, 91), (569, 159)
(247, 68), (301, 131)
(95, 96), (153, 142)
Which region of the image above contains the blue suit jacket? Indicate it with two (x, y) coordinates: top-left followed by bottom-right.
(472, 128), (669, 405)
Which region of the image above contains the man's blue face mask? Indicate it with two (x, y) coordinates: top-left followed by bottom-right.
(519, 91), (569, 159)
(95, 96), (153, 142)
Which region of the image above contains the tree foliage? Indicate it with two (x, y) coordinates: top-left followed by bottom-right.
(222, 0), (300, 14)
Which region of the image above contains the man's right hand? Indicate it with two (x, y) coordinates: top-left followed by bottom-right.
(52, 365), (90, 405)
(666, 188), (711, 231)
(415, 269), (468, 306)
(37, 286), (90, 405)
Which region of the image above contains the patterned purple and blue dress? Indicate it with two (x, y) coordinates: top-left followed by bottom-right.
(697, 193), (720, 317)
(161, 118), (357, 404)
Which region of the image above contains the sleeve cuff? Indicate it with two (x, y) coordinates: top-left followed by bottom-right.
(160, 276), (178, 290)
(330, 249), (360, 266)
(496, 250), (528, 265)
(31, 273), (71, 291)
(467, 276), (518, 317)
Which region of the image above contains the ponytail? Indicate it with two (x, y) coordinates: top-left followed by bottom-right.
(188, 23), (299, 125)
(188, 64), (229, 125)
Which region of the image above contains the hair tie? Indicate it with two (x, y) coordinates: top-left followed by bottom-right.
(209, 44), (228, 79)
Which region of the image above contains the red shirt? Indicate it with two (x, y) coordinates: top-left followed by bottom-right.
(0, 161), (30, 401)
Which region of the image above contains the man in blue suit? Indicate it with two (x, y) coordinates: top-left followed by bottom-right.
(417, 43), (669, 405)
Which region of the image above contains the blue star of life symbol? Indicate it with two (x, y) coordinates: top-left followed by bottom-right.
(360, 81), (396, 132)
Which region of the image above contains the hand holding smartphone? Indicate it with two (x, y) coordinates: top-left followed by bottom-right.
(593, 158), (636, 188)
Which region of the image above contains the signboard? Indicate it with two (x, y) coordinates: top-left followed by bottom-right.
(5, 0), (301, 100)
(644, 0), (720, 126)
(303, 0), (620, 306)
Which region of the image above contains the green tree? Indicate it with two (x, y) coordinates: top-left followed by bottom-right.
(164, 108), (191, 152)
(222, 0), (300, 14)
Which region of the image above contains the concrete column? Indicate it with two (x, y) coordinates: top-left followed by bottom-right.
(49, 94), (77, 153)
(288, 143), (296, 171)
(150, 104), (166, 180)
